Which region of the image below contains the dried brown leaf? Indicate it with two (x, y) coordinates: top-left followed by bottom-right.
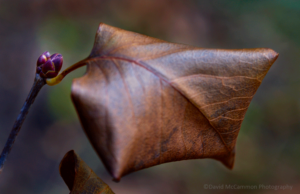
(71, 23), (278, 181)
(59, 150), (114, 194)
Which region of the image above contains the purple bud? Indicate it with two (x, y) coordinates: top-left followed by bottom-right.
(42, 60), (55, 73)
(37, 51), (50, 66)
(36, 51), (63, 78)
(50, 53), (61, 60)
(52, 57), (63, 73)
(37, 55), (47, 67)
(44, 51), (51, 58)
(45, 71), (58, 78)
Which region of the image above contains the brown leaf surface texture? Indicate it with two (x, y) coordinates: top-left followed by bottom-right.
(59, 150), (115, 194)
(71, 23), (278, 181)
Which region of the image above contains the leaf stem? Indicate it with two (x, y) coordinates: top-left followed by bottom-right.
(0, 74), (46, 174)
(46, 59), (87, 86)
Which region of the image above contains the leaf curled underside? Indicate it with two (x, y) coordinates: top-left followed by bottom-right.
(59, 150), (115, 194)
(71, 23), (279, 181)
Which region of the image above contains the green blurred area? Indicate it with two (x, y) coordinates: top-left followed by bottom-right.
(0, 0), (299, 193)
(38, 17), (91, 121)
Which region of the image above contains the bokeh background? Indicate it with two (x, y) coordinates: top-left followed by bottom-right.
(0, 0), (299, 193)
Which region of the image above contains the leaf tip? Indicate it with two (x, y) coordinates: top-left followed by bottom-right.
(59, 150), (76, 191)
(219, 149), (235, 170)
(112, 177), (121, 183)
(97, 22), (106, 33)
(261, 48), (279, 64)
(108, 166), (122, 182)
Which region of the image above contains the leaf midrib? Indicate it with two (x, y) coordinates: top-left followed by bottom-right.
(86, 55), (231, 153)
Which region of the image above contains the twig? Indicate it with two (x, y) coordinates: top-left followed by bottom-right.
(0, 74), (46, 173)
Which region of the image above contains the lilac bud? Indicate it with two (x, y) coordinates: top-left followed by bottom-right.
(42, 60), (55, 72)
(50, 53), (63, 73)
(37, 51), (50, 66)
(36, 51), (63, 78)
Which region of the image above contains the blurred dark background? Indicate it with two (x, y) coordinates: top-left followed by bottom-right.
(0, 0), (299, 193)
